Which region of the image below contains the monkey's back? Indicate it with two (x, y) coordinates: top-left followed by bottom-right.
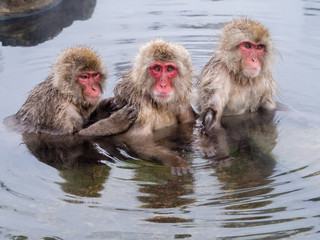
(7, 78), (84, 134)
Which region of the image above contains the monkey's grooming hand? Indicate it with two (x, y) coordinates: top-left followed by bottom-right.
(79, 105), (137, 136)
(104, 97), (127, 113)
(200, 107), (218, 133)
(87, 97), (128, 125)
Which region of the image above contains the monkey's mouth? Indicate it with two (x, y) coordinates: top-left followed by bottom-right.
(243, 67), (260, 77)
(156, 93), (171, 98)
(85, 95), (100, 103)
(154, 91), (174, 102)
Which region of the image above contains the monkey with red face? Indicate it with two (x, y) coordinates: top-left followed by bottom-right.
(198, 18), (277, 133)
(81, 39), (196, 175)
(5, 47), (136, 135)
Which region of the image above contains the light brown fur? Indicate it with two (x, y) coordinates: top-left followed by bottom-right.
(198, 18), (277, 131)
(114, 39), (195, 136)
(5, 46), (135, 135)
(84, 39), (195, 174)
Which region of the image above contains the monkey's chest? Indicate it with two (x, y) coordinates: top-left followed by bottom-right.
(137, 108), (177, 131)
(225, 86), (262, 115)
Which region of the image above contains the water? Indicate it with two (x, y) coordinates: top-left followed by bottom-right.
(1, 0), (320, 239)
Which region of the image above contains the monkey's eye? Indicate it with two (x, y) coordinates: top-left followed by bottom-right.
(244, 42), (251, 48)
(80, 74), (88, 79)
(256, 44), (264, 50)
(167, 66), (174, 72)
(153, 66), (161, 72)
(92, 72), (99, 77)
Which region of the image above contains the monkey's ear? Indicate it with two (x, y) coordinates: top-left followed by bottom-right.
(200, 108), (217, 133)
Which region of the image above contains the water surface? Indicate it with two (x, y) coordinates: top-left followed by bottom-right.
(1, 0), (320, 239)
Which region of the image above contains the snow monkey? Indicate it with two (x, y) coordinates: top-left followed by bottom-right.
(198, 18), (277, 133)
(81, 39), (196, 175)
(5, 47), (136, 135)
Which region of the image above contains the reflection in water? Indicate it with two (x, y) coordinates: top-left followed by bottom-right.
(198, 110), (277, 157)
(132, 123), (196, 223)
(21, 122), (195, 199)
(198, 112), (313, 239)
(198, 109), (277, 186)
(1, 0), (320, 238)
(0, 0), (96, 46)
(195, 110), (298, 236)
(136, 166), (195, 223)
(22, 132), (111, 198)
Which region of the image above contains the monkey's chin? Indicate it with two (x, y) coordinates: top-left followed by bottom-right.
(154, 91), (174, 103)
(85, 96), (100, 104)
(243, 67), (261, 78)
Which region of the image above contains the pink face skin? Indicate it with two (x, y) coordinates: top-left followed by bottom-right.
(239, 41), (265, 77)
(77, 71), (101, 103)
(149, 62), (178, 100)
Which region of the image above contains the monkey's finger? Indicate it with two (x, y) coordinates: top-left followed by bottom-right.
(181, 167), (188, 175)
(212, 156), (234, 167)
(171, 167), (177, 175)
(187, 166), (194, 174)
(206, 147), (217, 158)
(203, 109), (217, 132)
(171, 167), (183, 176)
(108, 98), (123, 111)
(200, 146), (217, 158)
(128, 110), (138, 121)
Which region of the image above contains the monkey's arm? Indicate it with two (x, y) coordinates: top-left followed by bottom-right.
(197, 124), (230, 159)
(79, 105), (137, 136)
(177, 105), (197, 124)
(198, 68), (230, 132)
(127, 136), (192, 176)
(84, 97), (127, 127)
(260, 77), (277, 111)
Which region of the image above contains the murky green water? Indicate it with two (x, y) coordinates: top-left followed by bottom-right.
(1, 0), (320, 239)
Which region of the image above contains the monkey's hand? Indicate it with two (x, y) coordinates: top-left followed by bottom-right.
(88, 97), (127, 124)
(104, 97), (127, 112)
(170, 156), (193, 176)
(196, 129), (217, 158)
(199, 142), (217, 158)
(200, 108), (218, 133)
(79, 105), (137, 136)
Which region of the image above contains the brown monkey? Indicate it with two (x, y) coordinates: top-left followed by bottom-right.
(198, 18), (277, 132)
(81, 39), (196, 175)
(4, 46), (136, 135)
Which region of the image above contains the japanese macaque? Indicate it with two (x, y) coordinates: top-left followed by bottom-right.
(82, 39), (196, 175)
(4, 47), (136, 135)
(198, 18), (277, 132)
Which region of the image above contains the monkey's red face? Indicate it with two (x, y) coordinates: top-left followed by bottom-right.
(239, 41), (265, 77)
(77, 71), (101, 103)
(150, 62), (178, 102)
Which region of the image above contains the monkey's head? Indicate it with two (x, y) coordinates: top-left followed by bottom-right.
(52, 47), (107, 106)
(130, 39), (194, 105)
(218, 18), (275, 79)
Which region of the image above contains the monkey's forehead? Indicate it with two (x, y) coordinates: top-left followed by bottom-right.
(54, 47), (106, 72)
(222, 18), (270, 44)
(139, 39), (190, 62)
